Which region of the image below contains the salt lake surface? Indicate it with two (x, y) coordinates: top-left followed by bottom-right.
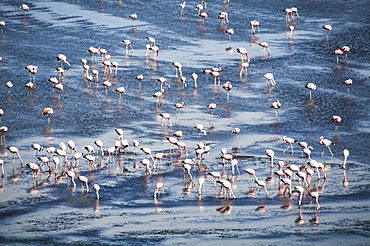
(0, 0), (370, 245)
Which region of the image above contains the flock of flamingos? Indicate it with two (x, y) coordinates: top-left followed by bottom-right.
(0, 2), (353, 214)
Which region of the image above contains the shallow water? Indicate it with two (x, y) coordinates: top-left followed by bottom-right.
(0, 0), (370, 245)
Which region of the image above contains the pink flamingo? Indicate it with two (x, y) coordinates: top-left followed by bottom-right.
(259, 42), (271, 56)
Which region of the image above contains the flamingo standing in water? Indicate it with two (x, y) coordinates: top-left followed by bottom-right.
(265, 149), (275, 167)
(173, 61), (183, 77)
(192, 73), (198, 88)
(290, 7), (300, 19)
(57, 54), (70, 68)
(319, 136), (334, 156)
(284, 8), (294, 21)
(263, 73), (276, 85)
(250, 20), (260, 34)
(342, 46), (350, 59)
(218, 12), (229, 24)
(239, 62), (250, 78)
(236, 48), (250, 62)
(288, 25), (294, 38)
(154, 182), (164, 198)
(199, 12), (208, 25)
(323, 25), (332, 40)
(223, 81), (232, 100)
(129, 14), (137, 26)
(294, 186), (305, 207)
(42, 107), (53, 123)
(160, 113), (172, 128)
(282, 136), (297, 154)
(93, 184), (101, 199)
(334, 49), (343, 63)
(207, 103), (216, 117)
(8, 146), (24, 165)
(305, 83), (317, 99)
(343, 79), (353, 93)
(78, 176), (89, 193)
(20, 4), (29, 11)
(121, 40), (134, 55)
(179, 1), (186, 16)
(271, 99), (281, 118)
(259, 42), (271, 56)
(343, 149), (349, 169)
(309, 191), (320, 210)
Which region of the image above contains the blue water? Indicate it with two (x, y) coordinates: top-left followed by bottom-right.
(0, 0), (370, 245)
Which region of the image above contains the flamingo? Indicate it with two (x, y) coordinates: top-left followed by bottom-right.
(217, 179), (236, 198)
(265, 149), (274, 167)
(250, 20), (260, 34)
(199, 12), (208, 24)
(302, 146), (314, 160)
(20, 4), (29, 11)
(305, 83), (317, 99)
(183, 163), (193, 179)
(236, 48), (250, 62)
(343, 79), (353, 93)
(194, 124), (206, 136)
(176, 141), (188, 157)
(290, 7), (300, 19)
(332, 115), (342, 131)
(27, 163), (40, 178)
(42, 107), (53, 123)
(141, 158), (152, 174)
(8, 146), (24, 165)
(282, 136), (297, 154)
(66, 171), (76, 186)
(88, 47), (100, 61)
(343, 149), (349, 169)
(211, 71), (221, 85)
(157, 77), (170, 91)
(288, 25), (294, 38)
(284, 8), (294, 21)
(319, 136), (334, 156)
(0, 126), (7, 142)
(146, 37), (156, 46)
(218, 12), (229, 24)
(121, 40), (134, 54)
(294, 185), (305, 207)
(225, 28), (234, 41)
(198, 177), (205, 195)
(159, 113), (172, 128)
(309, 192), (320, 210)
(239, 62), (250, 78)
(271, 100), (281, 118)
(223, 81), (232, 100)
(192, 73), (198, 88)
(115, 87), (125, 100)
(31, 143), (43, 157)
(259, 42), (271, 56)
(342, 46), (350, 59)
(263, 73), (276, 85)
(334, 49), (344, 63)
(94, 139), (104, 156)
(322, 25), (332, 40)
(93, 184), (101, 199)
(173, 61), (183, 77)
(196, 3), (204, 15)
(129, 14), (137, 26)
(154, 182), (164, 198)
(179, 1), (186, 16)
(175, 102), (185, 115)
(78, 176), (89, 193)
(255, 177), (269, 197)
(153, 153), (167, 169)
(57, 54), (70, 67)
(205, 103), (216, 118)
(140, 147), (155, 162)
